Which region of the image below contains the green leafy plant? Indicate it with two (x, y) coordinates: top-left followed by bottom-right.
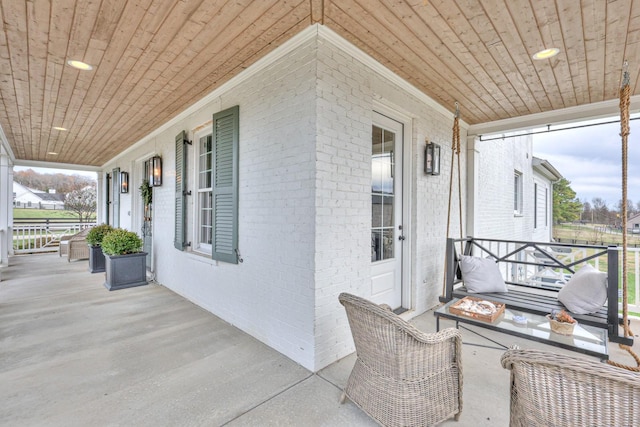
(139, 179), (152, 205)
(86, 224), (115, 246)
(101, 228), (143, 256)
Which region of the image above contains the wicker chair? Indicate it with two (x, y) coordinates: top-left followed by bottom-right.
(338, 293), (463, 426)
(501, 348), (640, 426)
(60, 228), (90, 262)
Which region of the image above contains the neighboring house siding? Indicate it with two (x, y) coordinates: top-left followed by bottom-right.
(102, 30), (466, 371)
(532, 176), (551, 242)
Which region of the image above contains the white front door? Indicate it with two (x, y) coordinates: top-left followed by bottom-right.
(371, 112), (404, 309)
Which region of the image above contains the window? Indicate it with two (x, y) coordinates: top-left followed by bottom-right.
(174, 106), (239, 264)
(196, 134), (213, 252)
(514, 171), (523, 215)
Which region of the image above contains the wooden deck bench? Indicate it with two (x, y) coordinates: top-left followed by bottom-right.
(440, 237), (633, 346)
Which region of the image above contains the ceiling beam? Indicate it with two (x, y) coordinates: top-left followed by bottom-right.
(468, 95), (640, 137)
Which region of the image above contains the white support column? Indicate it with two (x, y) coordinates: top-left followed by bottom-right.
(0, 146), (13, 273)
(465, 135), (479, 237)
(96, 173), (105, 224)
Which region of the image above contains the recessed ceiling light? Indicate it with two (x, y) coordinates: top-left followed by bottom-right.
(53, 126), (67, 131)
(532, 48), (560, 60)
(48, 152), (58, 155)
(67, 59), (93, 70)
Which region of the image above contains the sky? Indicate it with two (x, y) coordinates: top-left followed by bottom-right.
(533, 116), (640, 209)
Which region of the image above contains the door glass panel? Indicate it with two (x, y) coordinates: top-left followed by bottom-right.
(372, 126), (395, 262)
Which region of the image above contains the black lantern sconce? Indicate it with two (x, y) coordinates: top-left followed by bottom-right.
(150, 156), (162, 186)
(424, 141), (441, 176)
(120, 171), (129, 193)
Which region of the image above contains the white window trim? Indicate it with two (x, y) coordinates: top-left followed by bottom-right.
(514, 171), (523, 216)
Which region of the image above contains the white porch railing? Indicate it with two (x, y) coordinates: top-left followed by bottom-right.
(626, 247), (640, 314)
(13, 222), (95, 254)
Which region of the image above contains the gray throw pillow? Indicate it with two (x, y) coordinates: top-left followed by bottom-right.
(558, 264), (607, 314)
(459, 255), (508, 293)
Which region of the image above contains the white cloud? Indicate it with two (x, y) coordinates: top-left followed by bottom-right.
(534, 117), (640, 208)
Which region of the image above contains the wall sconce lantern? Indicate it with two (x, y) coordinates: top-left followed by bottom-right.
(120, 171), (129, 193)
(150, 156), (162, 187)
(424, 142), (441, 176)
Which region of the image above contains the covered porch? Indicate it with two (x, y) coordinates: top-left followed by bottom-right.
(2, 253), (639, 426)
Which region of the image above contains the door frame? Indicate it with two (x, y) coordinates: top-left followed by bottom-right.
(373, 101), (413, 311)
(134, 152), (157, 273)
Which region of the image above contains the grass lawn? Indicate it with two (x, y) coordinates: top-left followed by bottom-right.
(13, 208), (95, 220)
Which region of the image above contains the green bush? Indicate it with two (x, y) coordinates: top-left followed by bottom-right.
(101, 228), (143, 256)
(86, 224), (114, 246)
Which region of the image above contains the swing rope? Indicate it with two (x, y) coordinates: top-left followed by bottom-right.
(607, 60), (640, 371)
(442, 103), (463, 297)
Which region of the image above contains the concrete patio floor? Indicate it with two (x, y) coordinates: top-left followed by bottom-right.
(2, 254), (639, 426)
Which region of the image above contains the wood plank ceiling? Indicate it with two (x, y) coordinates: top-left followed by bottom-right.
(1, 0), (639, 166)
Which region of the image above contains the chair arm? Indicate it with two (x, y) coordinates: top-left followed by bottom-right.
(501, 348), (640, 386)
(403, 321), (462, 346)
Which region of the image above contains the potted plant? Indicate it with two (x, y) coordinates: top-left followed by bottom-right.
(101, 228), (148, 291)
(86, 224), (114, 273)
(546, 309), (577, 335)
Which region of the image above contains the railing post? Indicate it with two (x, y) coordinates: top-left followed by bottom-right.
(607, 246), (620, 342)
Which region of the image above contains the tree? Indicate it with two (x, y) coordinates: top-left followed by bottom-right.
(553, 178), (582, 223)
(591, 197), (609, 224)
(65, 186), (96, 222)
(14, 168), (95, 194)
(582, 201), (592, 223)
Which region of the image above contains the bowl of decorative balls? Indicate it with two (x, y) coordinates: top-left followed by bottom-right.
(546, 309), (577, 335)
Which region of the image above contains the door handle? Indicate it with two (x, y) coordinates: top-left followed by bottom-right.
(398, 235), (406, 241)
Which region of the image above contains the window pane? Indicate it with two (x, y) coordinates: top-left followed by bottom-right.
(199, 191), (212, 245)
(199, 135), (212, 189)
(382, 229), (394, 260)
(372, 194), (382, 228)
(372, 126), (383, 155)
(371, 231), (382, 261)
(382, 195), (394, 227)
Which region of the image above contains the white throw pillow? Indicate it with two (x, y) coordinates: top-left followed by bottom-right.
(558, 264), (607, 314)
(459, 255), (508, 293)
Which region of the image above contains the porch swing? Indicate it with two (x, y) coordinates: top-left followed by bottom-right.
(439, 64), (638, 356)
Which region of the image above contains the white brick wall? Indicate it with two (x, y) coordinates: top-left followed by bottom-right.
(473, 134), (541, 241)
(313, 39), (467, 369)
(103, 29), (468, 372)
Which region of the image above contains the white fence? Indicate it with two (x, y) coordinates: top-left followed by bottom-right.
(626, 247), (640, 314)
(13, 221), (95, 254)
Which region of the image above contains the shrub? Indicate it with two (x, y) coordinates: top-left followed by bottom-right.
(101, 228), (143, 256)
(86, 224), (115, 246)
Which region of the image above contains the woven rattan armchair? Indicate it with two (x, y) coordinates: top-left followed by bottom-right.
(501, 348), (640, 426)
(338, 293), (463, 426)
(61, 228), (90, 262)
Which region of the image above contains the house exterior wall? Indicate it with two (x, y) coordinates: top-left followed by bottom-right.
(313, 38), (465, 368)
(13, 182), (43, 205)
(102, 28), (466, 371)
(473, 135), (537, 241)
(531, 173), (552, 241)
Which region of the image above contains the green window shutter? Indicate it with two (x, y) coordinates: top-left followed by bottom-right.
(175, 131), (189, 250)
(112, 168), (120, 228)
(105, 172), (110, 225)
(212, 106), (239, 263)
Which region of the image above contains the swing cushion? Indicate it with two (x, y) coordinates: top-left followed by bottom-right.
(459, 255), (508, 293)
(558, 264), (607, 314)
